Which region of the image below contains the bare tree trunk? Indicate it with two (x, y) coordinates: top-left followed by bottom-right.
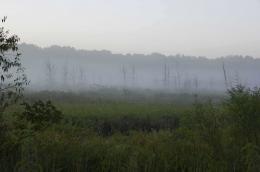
(222, 61), (228, 89)
(132, 65), (136, 87)
(163, 63), (170, 89)
(122, 65), (127, 87)
(62, 64), (68, 89)
(45, 59), (56, 89)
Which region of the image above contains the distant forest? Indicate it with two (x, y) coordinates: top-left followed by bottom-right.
(20, 43), (260, 92)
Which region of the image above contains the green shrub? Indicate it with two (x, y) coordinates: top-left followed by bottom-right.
(19, 100), (63, 131)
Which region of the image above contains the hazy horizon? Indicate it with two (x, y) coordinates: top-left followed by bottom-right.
(17, 43), (260, 92)
(1, 0), (260, 58)
(18, 42), (258, 59)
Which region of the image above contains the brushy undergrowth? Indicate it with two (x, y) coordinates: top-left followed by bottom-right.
(1, 86), (260, 172)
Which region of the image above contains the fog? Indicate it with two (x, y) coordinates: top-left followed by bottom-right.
(19, 43), (260, 93)
(3, 0), (260, 89)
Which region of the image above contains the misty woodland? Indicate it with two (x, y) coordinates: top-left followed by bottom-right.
(21, 43), (260, 92)
(1, 4), (260, 172)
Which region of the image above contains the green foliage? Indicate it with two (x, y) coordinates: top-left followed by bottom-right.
(19, 100), (63, 131)
(226, 85), (260, 145)
(241, 143), (260, 172)
(0, 17), (28, 114)
(1, 86), (258, 171)
(0, 17), (28, 163)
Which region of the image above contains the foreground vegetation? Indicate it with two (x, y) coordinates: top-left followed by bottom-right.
(0, 86), (260, 172)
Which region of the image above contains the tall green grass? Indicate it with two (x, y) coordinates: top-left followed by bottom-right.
(1, 87), (259, 172)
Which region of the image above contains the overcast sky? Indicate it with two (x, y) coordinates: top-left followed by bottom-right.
(1, 0), (260, 58)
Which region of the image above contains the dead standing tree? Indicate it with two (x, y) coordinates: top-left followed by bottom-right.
(175, 61), (182, 90)
(131, 65), (136, 87)
(122, 65), (127, 87)
(121, 65), (130, 96)
(45, 59), (56, 89)
(163, 62), (170, 89)
(78, 65), (87, 89)
(62, 63), (69, 88)
(222, 61), (228, 89)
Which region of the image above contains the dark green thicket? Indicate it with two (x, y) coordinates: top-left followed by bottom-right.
(19, 100), (63, 131)
(0, 86), (259, 172)
(0, 17), (28, 171)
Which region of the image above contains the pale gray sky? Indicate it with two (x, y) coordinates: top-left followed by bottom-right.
(1, 0), (260, 58)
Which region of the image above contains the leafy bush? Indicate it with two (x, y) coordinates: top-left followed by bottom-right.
(1, 85), (260, 171)
(226, 85), (260, 145)
(19, 100), (63, 131)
